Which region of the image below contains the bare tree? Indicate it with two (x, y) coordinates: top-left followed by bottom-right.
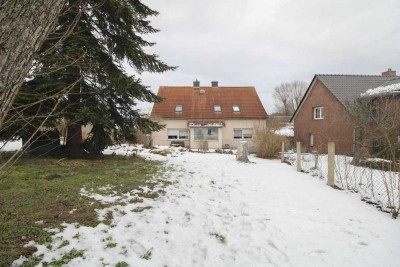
(0, 0), (65, 129)
(349, 93), (400, 163)
(273, 80), (307, 116)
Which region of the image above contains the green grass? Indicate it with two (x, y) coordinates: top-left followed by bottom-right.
(210, 232), (226, 244)
(0, 153), (163, 267)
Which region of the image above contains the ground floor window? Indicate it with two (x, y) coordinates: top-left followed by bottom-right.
(167, 129), (189, 140)
(309, 133), (314, 146)
(194, 128), (218, 141)
(233, 128), (253, 140)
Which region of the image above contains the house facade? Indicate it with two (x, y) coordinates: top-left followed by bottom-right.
(360, 78), (400, 158)
(291, 69), (398, 155)
(150, 81), (268, 150)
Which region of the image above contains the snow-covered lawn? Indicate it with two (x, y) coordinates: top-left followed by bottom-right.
(14, 147), (400, 267)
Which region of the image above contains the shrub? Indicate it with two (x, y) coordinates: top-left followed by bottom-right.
(253, 120), (286, 159)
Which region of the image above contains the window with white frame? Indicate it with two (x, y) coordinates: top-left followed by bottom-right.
(232, 105), (240, 112)
(167, 129), (189, 140)
(194, 128), (218, 141)
(313, 107), (324, 119)
(233, 128), (253, 140)
(214, 105), (221, 112)
(175, 105), (183, 112)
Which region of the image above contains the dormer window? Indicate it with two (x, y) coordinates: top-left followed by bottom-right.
(214, 105), (221, 112)
(175, 105), (182, 112)
(232, 105), (240, 112)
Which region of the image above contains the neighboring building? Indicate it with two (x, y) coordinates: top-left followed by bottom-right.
(360, 78), (400, 157)
(150, 81), (268, 150)
(291, 69), (398, 155)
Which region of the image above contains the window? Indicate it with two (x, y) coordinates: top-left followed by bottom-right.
(233, 129), (253, 140)
(175, 105), (182, 112)
(167, 129), (189, 140)
(309, 133), (314, 146)
(214, 105), (221, 112)
(313, 107), (324, 119)
(232, 105), (240, 112)
(372, 139), (382, 148)
(194, 128), (218, 141)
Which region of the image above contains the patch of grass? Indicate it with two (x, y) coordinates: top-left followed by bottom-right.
(143, 192), (159, 199)
(115, 261), (129, 267)
(131, 206), (152, 213)
(105, 242), (117, 249)
(140, 250), (152, 260)
(129, 197), (143, 204)
(0, 153), (163, 266)
(210, 232), (226, 244)
(57, 240), (69, 249)
(42, 248), (84, 267)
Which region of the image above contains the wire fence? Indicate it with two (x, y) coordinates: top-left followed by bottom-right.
(283, 144), (400, 219)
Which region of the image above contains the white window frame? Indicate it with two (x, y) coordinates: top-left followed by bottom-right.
(313, 107), (324, 120)
(232, 105), (240, 112)
(175, 105), (183, 112)
(214, 105), (221, 112)
(233, 128), (253, 140)
(194, 128), (218, 141)
(167, 128), (189, 140)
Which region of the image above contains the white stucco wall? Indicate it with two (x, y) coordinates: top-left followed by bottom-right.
(151, 118), (266, 150)
(222, 119), (266, 150)
(151, 119), (190, 147)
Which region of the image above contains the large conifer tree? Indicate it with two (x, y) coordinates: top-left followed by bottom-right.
(3, 0), (174, 155)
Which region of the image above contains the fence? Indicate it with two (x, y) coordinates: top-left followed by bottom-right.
(281, 141), (400, 219)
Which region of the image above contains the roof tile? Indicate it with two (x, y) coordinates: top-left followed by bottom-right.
(151, 86), (268, 119)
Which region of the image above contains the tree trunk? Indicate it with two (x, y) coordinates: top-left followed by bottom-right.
(66, 124), (83, 156)
(0, 0), (65, 129)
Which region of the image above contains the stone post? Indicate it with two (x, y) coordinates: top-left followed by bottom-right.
(281, 141), (285, 163)
(327, 142), (335, 187)
(236, 141), (250, 162)
(296, 142), (301, 172)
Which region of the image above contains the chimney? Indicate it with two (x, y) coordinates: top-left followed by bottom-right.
(193, 79), (200, 88)
(382, 68), (396, 77)
(211, 81), (218, 87)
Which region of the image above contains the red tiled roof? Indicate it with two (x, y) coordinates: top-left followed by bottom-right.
(151, 86), (268, 119)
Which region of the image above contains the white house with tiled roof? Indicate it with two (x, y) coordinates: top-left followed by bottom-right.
(150, 80), (268, 150)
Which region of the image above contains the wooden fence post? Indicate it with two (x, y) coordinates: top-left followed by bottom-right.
(327, 142), (335, 187)
(296, 142), (301, 172)
(281, 141), (285, 163)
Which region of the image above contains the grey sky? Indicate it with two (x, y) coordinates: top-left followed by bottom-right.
(132, 0), (400, 113)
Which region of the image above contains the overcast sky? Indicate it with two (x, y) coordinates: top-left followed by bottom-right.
(132, 0), (400, 113)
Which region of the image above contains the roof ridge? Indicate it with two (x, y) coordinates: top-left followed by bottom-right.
(316, 74), (399, 77)
(159, 86), (255, 88)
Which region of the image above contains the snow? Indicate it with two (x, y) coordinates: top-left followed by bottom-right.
(0, 139), (22, 151)
(284, 152), (400, 214)
(361, 82), (400, 97)
(13, 146), (400, 267)
(274, 123), (294, 137)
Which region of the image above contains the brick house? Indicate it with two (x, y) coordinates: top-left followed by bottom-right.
(291, 69), (398, 155)
(150, 81), (268, 150)
(360, 78), (400, 157)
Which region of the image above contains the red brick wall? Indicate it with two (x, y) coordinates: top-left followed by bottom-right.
(293, 79), (354, 155)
